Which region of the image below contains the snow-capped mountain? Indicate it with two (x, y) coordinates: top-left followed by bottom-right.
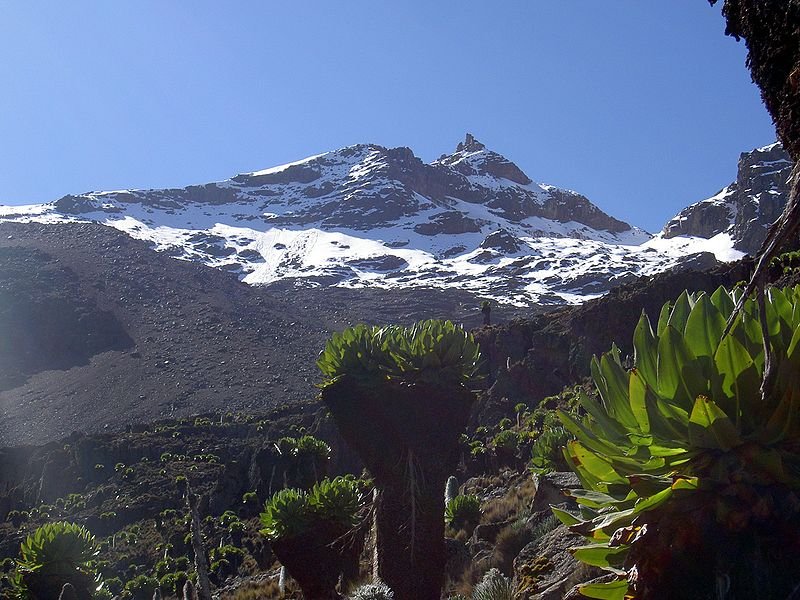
(662, 143), (792, 254)
(0, 135), (750, 305)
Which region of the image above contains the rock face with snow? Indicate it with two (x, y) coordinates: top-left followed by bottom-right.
(662, 143), (792, 254)
(0, 135), (751, 305)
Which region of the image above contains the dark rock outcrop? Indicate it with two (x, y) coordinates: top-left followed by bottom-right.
(472, 258), (754, 422)
(662, 143), (792, 253)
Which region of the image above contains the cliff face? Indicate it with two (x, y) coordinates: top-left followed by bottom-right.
(662, 143), (792, 254)
(471, 258), (755, 423)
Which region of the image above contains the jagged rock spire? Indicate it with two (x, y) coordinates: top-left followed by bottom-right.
(456, 133), (486, 153)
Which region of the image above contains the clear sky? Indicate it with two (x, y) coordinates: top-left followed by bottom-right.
(0, 1), (777, 232)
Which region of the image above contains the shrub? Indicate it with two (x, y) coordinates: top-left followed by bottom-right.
(318, 319), (481, 599)
(445, 495), (481, 530)
(294, 435), (331, 460)
(471, 568), (513, 600)
(259, 488), (310, 540)
(11, 522), (99, 600)
(260, 476), (366, 599)
(491, 430), (518, 455)
(260, 476), (362, 540)
(557, 286), (800, 598)
(209, 545), (245, 570)
(218, 510), (239, 528)
(317, 320), (482, 386)
(159, 571), (188, 597)
(348, 581), (395, 599)
(124, 575), (159, 600)
(529, 419), (573, 473)
(103, 577), (124, 596)
(6, 510), (28, 528)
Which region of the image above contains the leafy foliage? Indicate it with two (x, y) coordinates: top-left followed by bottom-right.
(471, 568), (513, 600)
(491, 430), (519, 455)
(124, 574), (159, 600)
(259, 488), (310, 541)
(308, 476), (361, 526)
(294, 435), (332, 461)
(317, 320), (482, 388)
(348, 581), (395, 600)
(260, 476), (364, 541)
(445, 495), (481, 530)
(17, 521), (98, 575)
(9, 522), (100, 600)
(556, 285), (800, 597)
(529, 417), (573, 473)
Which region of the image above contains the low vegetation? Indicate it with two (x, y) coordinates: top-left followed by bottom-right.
(4, 281), (800, 599)
(557, 285), (800, 598)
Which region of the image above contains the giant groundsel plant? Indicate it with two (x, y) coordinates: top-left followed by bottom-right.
(556, 285), (800, 599)
(318, 319), (482, 600)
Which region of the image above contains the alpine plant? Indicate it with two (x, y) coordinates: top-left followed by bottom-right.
(556, 286), (800, 599)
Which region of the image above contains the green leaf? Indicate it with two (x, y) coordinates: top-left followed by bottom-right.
(714, 327), (754, 387)
(551, 505), (581, 527)
(628, 369), (650, 435)
(656, 301), (672, 337)
(688, 396), (741, 451)
(578, 579), (630, 600)
(657, 326), (695, 410)
(710, 285), (734, 316)
(565, 441), (628, 485)
(626, 473), (672, 496)
(667, 290), (693, 334)
(599, 354), (638, 430)
(684, 293), (726, 359)
(633, 312), (658, 384)
(564, 489), (622, 509)
(571, 543), (628, 569)
(632, 484), (673, 515)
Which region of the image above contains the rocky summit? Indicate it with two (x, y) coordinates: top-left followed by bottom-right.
(0, 134), (774, 306)
(662, 142), (793, 254)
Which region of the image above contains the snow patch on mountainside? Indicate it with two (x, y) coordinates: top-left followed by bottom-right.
(0, 135), (758, 306)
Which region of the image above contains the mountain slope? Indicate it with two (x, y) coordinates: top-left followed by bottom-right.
(0, 135), (742, 306)
(662, 142), (792, 253)
(0, 221), (510, 446)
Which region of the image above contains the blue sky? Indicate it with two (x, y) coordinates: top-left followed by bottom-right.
(0, 1), (776, 232)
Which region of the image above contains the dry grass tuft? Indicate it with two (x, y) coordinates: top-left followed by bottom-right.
(481, 478), (536, 524)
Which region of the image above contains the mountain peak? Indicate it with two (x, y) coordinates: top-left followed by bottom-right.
(438, 134), (532, 186)
(456, 133), (486, 153)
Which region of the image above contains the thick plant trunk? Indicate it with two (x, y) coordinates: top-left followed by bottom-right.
(187, 491), (212, 600)
(375, 464), (449, 600)
(321, 377), (475, 600)
(270, 524), (351, 600)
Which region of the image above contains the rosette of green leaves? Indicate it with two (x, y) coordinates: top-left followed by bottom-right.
(260, 489), (311, 541)
(389, 320), (482, 385)
(260, 476), (364, 541)
(17, 521), (98, 576)
(317, 320), (482, 388)
(444, 494), (481, 530)
(555, 285), (800, 597)
(294, 435), (332, 462)
(308, 476), (361, 526)
(317, 324), (399, 385)
(10, 522), (100, 600)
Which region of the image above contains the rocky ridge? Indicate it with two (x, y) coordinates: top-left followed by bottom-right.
(0, 134), (751, 306)
(662, 142), (792, 253)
